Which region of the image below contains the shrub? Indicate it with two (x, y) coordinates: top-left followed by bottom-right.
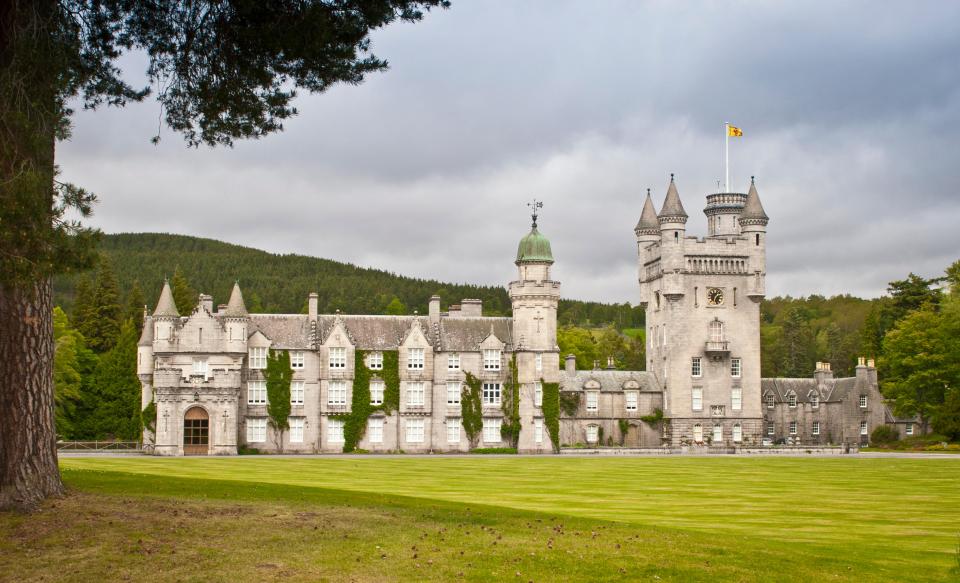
(470, 447), (517, 454)
(870, 425), (900, 444)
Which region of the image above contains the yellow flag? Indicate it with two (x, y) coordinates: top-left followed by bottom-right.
(727, 125), (743, 137)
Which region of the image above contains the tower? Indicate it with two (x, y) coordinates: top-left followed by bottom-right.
(223, 281), (249, 352)
(638, 176), (767, 446)
(510, 201), (561, 452)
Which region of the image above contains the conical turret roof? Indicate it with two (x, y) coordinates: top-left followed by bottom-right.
(634, 189), (660, 235)
(223, 282), (249, 317)
(152, 280), (179, 318)
(739, 177), (769, 224)
(658, 174), (688, 221)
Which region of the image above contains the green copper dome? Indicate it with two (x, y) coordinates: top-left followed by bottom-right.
(516, 226), (554, 264)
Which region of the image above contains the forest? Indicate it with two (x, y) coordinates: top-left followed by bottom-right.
(51, 233), (960, 441)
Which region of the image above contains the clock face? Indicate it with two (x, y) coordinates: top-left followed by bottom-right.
(707, 288), (724, 305)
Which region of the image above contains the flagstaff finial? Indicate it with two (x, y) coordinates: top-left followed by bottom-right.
(670, 173), (675, 182)
(751, 175), (755, 184)
(527, 198), (543, 228)
(647, 188), (651, 197)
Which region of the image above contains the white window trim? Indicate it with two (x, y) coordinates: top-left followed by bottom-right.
(248, 381), (267, 405)
(812, 421), (820, 436)
(249, 347), (267, 370)
(368, 418), (384, 444)
(691, 357), (702, 378)
(328, 418), (345, 443)
(290, 351), (305, 369)
(586, 424), (599, 443)
(586, 391), (599, 412)
(860, 420), (868, 435)
(447, 382), (461, 406)
(290, 380), (305, 406)
(483, 349), (502, 371)
(625, 391), (638, 412)
(329, 347), (347, 369)
(328, 380), (347, 406)
(370, 380), (385, 405)
(534, 418), (544, 444)
(368, 352), (383, 370)
(535, 353), (543, 372)
(691, 388), (703, 412)
(482, 382), (501, 406)
(534, 382), (543, 408)
(789, 421), (798, 435)
(407, 348), (425, 370)
(246, 418), (266, 443)
(859, 395), (867, 408)
(407, 382), (425, 407)
(406, 418), (425, 443)
(732, 423), (742, 443)
(447, 418), (460, 443)
(447, 353), (460, 370)
(731, 388), (742, 411)
(483, 418), (502, 443)
(289, 417), (305, 443)
(731, 358), (742, 379)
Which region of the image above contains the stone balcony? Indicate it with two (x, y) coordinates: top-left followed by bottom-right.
(704, 341), (730, 355)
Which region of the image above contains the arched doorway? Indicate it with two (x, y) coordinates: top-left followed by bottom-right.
(183, 407), (209, 455)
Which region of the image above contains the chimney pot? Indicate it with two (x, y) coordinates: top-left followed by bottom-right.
(308, 292), (318, 319)
(565, 354), (576, 375)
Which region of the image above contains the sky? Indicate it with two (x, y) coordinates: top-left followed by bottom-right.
(57, 1), (960, 305)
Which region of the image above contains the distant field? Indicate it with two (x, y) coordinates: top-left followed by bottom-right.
(2, 457), (958, 581)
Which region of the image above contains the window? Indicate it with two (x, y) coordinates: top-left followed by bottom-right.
(483, 419), (502, 443)
(859, 395), (867, 408)
(408, 348), (424, 370)
(586, 391), (599, 412)
(290, 381), (305, 405)
(368, 351), (383, 370)
(534, 382), (543, 407)
(328, 380), (347, 406)
(860, 420), (868, 436)
(483, 349), (502, 371)
(692, 424), (703, 443)
(731, 388), (742, 411)
(586, 425), (599, 443)
(733, 423), (742, 442)
(731, 358), (742, 378)
(248, 381), (267, 405)
(329, 347), (347, 369)
(788, 393), (797, 408)
(192, 358), (208, 376)
(812, 421), (820, 436)
(407, 382), (425, 407)
(906, 424), (914, 436)
(482, 383), (501, 406)
(713, 424), (722, 443)
(289, 417), (304, 443)
(369, 418), (384, 443)
(447, 418), (460, 443)
(534, 418), (544, 444)
(406, 419), (425, 443)
(447, 353), (460, 370)
(691, 388), (703, 412)
(290, 351), (305, 369)
(535, 353), (543, 372)
(370, 380), (384, 405)
(691, 357), (702, 377)
(446, 382), (461, 406)
(710, 320), (724, 343)
(246, 418), (266, 443)
(811, 393), (819, 409)
(328, 418), (344, 442)
(625, 391), (638, 412)
(789, 421), (797, 435)
(766, 393), (775, 409)
(767, 423), (775, 436)
(249, 347), (267, 369)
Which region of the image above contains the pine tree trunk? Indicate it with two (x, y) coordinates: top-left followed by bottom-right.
(0, 0), (66, 511)
(0, 280), (64, 510)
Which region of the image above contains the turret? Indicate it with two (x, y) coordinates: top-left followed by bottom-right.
(738, 177), (769, 300)
(658, 175), (687, 298)
(509, 200), (560, 353)
(635, 188), (660, 248)
(152, 279), (179, 349)
(223, 281), (249, 352)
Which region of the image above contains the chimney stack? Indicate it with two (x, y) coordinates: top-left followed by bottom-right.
(606, 356), (615, 369)
(308, 292), (318, 319)
(565, 354), (576, 375)
(814, 361), (833, 385)
(199, 294), (213, 313)
(429, 295), (441, 322)
(460, 299), (483, 317)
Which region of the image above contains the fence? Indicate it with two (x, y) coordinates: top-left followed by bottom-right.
(57, 441), (146, 453)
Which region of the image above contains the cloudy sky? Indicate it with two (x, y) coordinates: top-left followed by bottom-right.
(58, 1), (960, 304)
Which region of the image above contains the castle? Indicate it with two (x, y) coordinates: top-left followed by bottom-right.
(138, 177), (915, 455)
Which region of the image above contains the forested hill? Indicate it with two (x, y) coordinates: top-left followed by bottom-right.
(53, 233), (644, 328)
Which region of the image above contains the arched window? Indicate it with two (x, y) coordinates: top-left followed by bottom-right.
(709, 320), (724, 343)
(692, 423), (703, 443)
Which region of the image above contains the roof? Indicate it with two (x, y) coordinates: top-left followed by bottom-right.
(516, 226), (554, 264)
(152, 280), (179, 318)
(761, 376), (862, 402)
(223, 282), (248, 317)
(658, 175), (688, 221)
(634, 189), (660, 235)
(138, 316), (154, 346)
(438, 317), (513, 351)
(249, 315), (313, 350)
(739, 178), (769, 223)
(560, 369), (660, 392)
(320, 315), (436, 350)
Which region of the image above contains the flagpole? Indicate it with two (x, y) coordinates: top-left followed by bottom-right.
(724, 121), (729, 193)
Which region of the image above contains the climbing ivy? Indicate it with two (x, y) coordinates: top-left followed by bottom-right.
(559, 391), (581, 417)
(500, 355), (521, 447)
(461, 372), (483, 448)
(343, 350), (400, 452)
(541, 380), (561, 453)
(617, 418), (630, 445)
(140, 399), (157, 436)
(640, 408), (664, 428)
(265, 349), (292, 451)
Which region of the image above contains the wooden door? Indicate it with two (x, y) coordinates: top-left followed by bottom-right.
(183, 407), (209, 455)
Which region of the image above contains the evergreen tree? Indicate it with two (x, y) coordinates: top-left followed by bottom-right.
(75, 320), (141, 440)
(71, 276), (95, 338)
(384, 296), (407, 315)
(170, 266), (196, 316)
(84, 259), (124, 353)
(780, 307), (815, 377)
(933, 388), (960, 441)
(125, 280), (146, 332)
(52, 308), (89, 439)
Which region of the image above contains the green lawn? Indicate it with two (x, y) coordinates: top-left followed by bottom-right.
(1, 456), (958, 581)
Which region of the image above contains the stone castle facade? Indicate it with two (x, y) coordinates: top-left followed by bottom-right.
(138, 177), (915, 455)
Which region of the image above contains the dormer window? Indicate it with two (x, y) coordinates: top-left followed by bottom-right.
(329, 347), (347, 369)
(368, 351), (383, 370)
(788, 393), (797, 408)
(483, 349), (501, 371)
(408, 348), (425, 370)
(290, 351), (305, 369)
(810, 392), (819, 409)
(766, 393), (775, 409)
(249, 347), (267, 369)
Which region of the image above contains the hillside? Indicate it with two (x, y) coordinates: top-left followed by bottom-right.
(53, 233), (644, 328)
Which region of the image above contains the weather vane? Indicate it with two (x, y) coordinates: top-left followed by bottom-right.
(527, 198), (543, 228)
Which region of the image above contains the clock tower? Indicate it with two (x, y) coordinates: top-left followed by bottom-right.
(636, 176), (768, 446)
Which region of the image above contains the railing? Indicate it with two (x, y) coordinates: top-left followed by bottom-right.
(705, 340), (729, 353)
(57, 441), (143, 452)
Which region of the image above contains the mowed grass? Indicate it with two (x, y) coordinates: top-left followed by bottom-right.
(0, 457), (956, 582)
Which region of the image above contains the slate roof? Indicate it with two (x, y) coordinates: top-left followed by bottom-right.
(138, 316), (154, 346)
(658, 175), (688, 220)
(319, 315), (437, 350)
(438, 317), (513, 351)
(740, 178), (769, 223)
(634, 189), (660, 235)
(152, 280), (179, 317)
(560, 369), (660, 392)
(223, 282), (248, 317)
(249, 315), (313, 350)
(761, 376), (862, 402)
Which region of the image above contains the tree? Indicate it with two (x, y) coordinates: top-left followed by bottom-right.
(384, 296), (407, 315)
(557, 326), (599, 370)
(933, 388), (960, 441)
(73, 320), (141, 440)
(52, 308), (87, 438)
(83, 258), (123, 352)
(780, 307), (815, 377)
(125, 280), (146, 332)
(170, 267), (195, 317)
(1, 0), (448, 510)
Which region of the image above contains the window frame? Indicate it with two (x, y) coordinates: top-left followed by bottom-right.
(789, 421), (798, 435)
(407, 348), (425, 370)
(535, 353), (543, 372)
(586, 424), (599, 443)
(329, 347), (347, 369)
(369, 380), (385, 405)
(249, 347), (267, 370)
(368, 351), (383, 370)
(713, 424), (723, 443)
(906, 424), (914, 436)
(446, 418), (460, 443)
(767, 422), (775, 436)
(732, 423), (742, 442)
(691, 388), (703, 412)
(691, 357), (702, 378)
(446, 381), (461, 406)
(534, 382), (543, 408)
(731, 388), (742, 411)
(328, 418), (345, 443)
(586, 391), (599, 412)
(192, 358), (208, 377)
(766, 393), (775, 409)
(368, 417), (384, 443)
(290, 351), (305, 369)
(482, 382), (501, 406)
(859, 395), (867, 408)
(483, 418), (502, 443)
(406, 418), (425, 443)
(692, 423), (703, 443)
(246, 418), (267, 443)
(290, 380), (305, 406)
(625, 391), (638, 412)
(812, 421), (820, 436)
(447, 352), (460, 370)
(289, 417), (305, 443)
(482, 349), (502, 371)
(534, 418), (544, 444)
(788, 393), (797, 408)
(247, 381), (267, 405)
(327, 380), (347, 406)
(860, 420), (868, 435)
(406, 381), (425, 407)
(730, 358), (742, 378)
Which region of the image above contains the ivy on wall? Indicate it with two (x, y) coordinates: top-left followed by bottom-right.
(500, 355), (521, 448)
(461, 372), (483, 448)
(541, 380), (561, 453)
(266, 349), (292, 451)
(343, 349), (400, 452)
(559, 391), (581, 417)
(140, 400), (157, 436)
(617, 418), (630, 446)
